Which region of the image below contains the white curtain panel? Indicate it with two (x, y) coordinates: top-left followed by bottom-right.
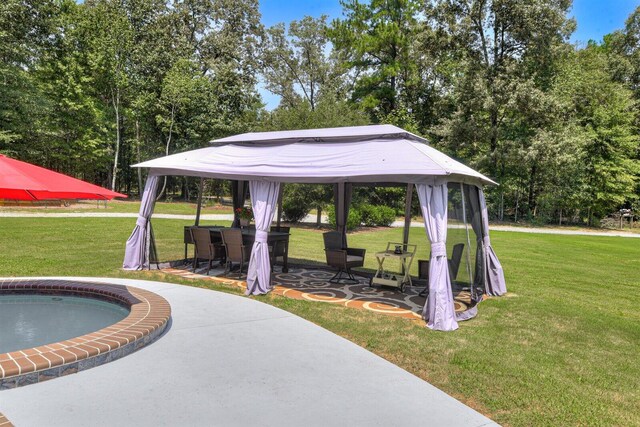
(479, 189), (507, 296)
(416, 183), (458, 331)
(123, 174), (159, 270)
(246, 181), (280, 295)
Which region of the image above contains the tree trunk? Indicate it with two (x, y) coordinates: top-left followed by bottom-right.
(316, 206), (322, 227)
(390, 76), (396, 111)
(156, 104), (175, 201)
(559, 208), (562, 226)
(135, 119), (143, 198)
(111, 88), (121, 192)
(527, 164), (537, 217)
(489, 108), (499, 179)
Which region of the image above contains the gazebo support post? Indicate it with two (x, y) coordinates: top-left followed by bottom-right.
(333, 182), (352, 247)
(276, 183), (283, 229)
(402, 183), (412, 248)
(402, 183), (413, 275)
(194, 177), (204, 226)
(231, 180), (248, 228)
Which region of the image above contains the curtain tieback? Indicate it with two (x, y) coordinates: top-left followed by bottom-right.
(431, 241), (447, 257)
(136, 216), (148, 227)
(255, 230), (268, 243)
(483, 236), (491, 247)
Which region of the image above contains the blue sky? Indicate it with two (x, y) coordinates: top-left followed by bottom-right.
(570, 0), (638, 44)
(259, 0), (640, 109)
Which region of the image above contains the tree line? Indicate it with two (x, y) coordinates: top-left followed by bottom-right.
(1, 0), (639, 225)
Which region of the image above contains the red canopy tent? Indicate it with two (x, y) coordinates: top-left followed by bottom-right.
(0, 154), (126, 200)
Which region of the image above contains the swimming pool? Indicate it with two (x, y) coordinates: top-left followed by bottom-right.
(0, 279), (171, 389)
(0, 294), (130, 354)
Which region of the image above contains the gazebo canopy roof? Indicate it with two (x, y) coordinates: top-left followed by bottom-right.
(134, 125), (495, 185)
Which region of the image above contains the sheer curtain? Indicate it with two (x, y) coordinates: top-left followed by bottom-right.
(479, 189), (507, 296)
(123, 174), (160, 270)
(246, 181), (280, 295)
(416, 182), (458, 331)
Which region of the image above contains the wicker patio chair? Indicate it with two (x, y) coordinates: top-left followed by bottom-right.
(190, 227), (225, 275)
(269, 226), (290, 271)
(418, 243), (464, 296)
(220, 228), (251, 278)
(323, 231), (366, 284)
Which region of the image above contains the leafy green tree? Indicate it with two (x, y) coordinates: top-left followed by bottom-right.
(262, 16), (344, 110)
(425, 0), (575, 216)
(33, 0), (111, 179)
(0, 0), (57, 153)
(81, 0), (134, 191)
(557, 44), (639, 222)
(123, 0), (178, 193)
(611, 7), (640, 99)
(606, 6), (640, 206)
(171, 0), (263, 135)
(155, 59), (209, 199)
(330, 0), (422, 119)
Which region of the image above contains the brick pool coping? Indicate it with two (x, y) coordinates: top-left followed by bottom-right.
(0, 279), (171, 390)
(0, 412), (12, 426)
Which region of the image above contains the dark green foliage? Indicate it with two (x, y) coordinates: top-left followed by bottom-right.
(1, 0), (262, 196)
(329, 0), (423, 121)
(282, 197), (310, 223)
(353, 186), (409, 215)
(281, 183), (321, 223)
(1, 1), (639, 226)
(358, 204), (396, 227)
(327, 208), (362, 231)
(346, 209), (362, 231)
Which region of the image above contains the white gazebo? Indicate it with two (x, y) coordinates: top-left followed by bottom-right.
(123, 125), (506, 331)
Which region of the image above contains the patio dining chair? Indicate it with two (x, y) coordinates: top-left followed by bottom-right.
(220, 228), (251, 278)
(190, 227), (225, 275)
(418, 243), (464, 296)
(323, 231), (366, 284)
(269, 226), (290, 272)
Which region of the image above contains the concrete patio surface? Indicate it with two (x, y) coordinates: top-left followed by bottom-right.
(1, 277), (497, 427)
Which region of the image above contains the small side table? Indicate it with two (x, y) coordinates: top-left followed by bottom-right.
(370, 242), (417, 292)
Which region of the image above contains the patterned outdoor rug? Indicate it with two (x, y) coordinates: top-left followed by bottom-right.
(162, 264), (471, 321)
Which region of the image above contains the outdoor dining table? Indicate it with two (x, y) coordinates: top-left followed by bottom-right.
(184, 226), (291, 272)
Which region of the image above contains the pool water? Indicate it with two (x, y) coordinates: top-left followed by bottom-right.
(0, 294), (130, 354)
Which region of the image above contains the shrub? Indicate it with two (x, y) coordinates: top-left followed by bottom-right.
(358, 204), (396, 227)
(327, 208), (362, 230)
(282, 199), (309, 223)
(346, 209), (362, 230)
(358, 204), (377, 226)
(374, 205), (396, 226)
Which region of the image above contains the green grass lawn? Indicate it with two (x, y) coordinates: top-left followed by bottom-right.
(0, 217), (638, 426)
(0, 199), (233, 215)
